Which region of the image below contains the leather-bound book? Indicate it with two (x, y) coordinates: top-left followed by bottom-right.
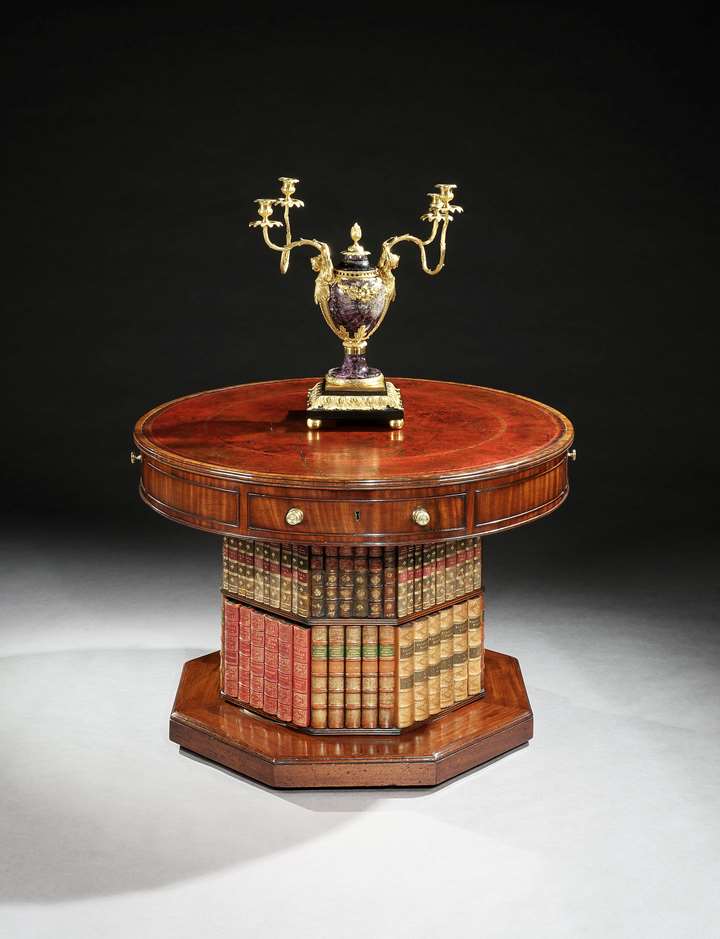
(353, 547), (369, 618)
(427, 611), (441, 715)
(439, 607), (454, 709)
(361, 624), (379, 728)
(296, 545), (310, 618)
(324, 546), (339, 618)
(241, 540), (254, 598)
(277, 618), (294, 721)
(229, 538), (239, 594)
(452, 600), (469, 702)
(344, 625), (362, 728)
(237, 603), (251, 703)
(222, 598), (239, 699)
(396, 623), (415, 728)
(383, 546), (397, 617)
(445, 540), (457, 601)
(268, 542), (281, 609)
(413, 616), (429, 723)
(291, 625), (311, 727)
(310, 625), (328, 728)
(455, 539), (467, 597)
(262, 542), (272, 607)
(413, 546), (423, 613)
(435, 542), (446, 605)
(397, 546), (409, 617)
(473, 536), (482, 591)
(291, 545), (299, 615)
(222, 538), (230, 592)
(263, 615), (279, 716)
(249, 610), (265, 709)
(327, 625), (345, 728)
(338, 547), (354, 619)
(254, 541), (265, 604)
(310, 545), (325, 617)
(463, 538), (473, 595)
(422, 543), (436, 610)
(467, 594), (484, 695)
(368, 547), (383, 618)
(280, 543), (293, 612)
(377, 624), (395, 728)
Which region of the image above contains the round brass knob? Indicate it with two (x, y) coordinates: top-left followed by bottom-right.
(285, 507), (304, 526)
(130, 451), (142, 465)
(567, 449), (577, 462)
(412, 507), (430, 527)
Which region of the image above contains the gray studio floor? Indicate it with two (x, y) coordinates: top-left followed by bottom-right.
(1, 531), (718, 938)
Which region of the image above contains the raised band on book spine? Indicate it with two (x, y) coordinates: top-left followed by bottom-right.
(277, 618), (293, 720)
(263, 614), (279, 716)
(467, 594), (484, 695)
(327, 624), (345, 729)
(310, 625), (328, 728)
(427, 612), (441, 715)
(413, 616), (429, 723)
(439, 606), (454, 709)
(238, 603), (251, 703)
(222, 597), (239, 699)
(292, 624), (311, 726)
(396, 623), (415, 728)
(361, 624), (379, 728)
(344, 625), (362, 728)
(452, 600), (469, 703)
(377, 624), (395, 728)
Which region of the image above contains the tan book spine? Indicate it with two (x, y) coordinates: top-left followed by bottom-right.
(344, 625), (362, 728)
(327, 624), (345, 728)
(452, 600), (469, 703)
(427, 612), (441, 715)
(413, 616), (429, 723)
(222, 537), (230, 592)
(377, 624), (395, 728)
(280, 544), (293, 612)
(397, 546), (409, 618)
(473, 536), (482, 590)
(396, 623), (415, 728)
(310, 545), (325, 617)
(412, 546), (423, 613)
(368, 547), (383, 618)
(325, 546), (339, 618)
(422, 543), (436, 610)
(361, 625), (379, 728)
(445, 540), (457, 600)
(254, 540), (265, 603)
(229, 538), (239, 595)
(435, 542), (446, 605)
(268, 542), (281, 609)
(439, 607), (454, 710)
(467, 595), (483, 696)
(310, 625), (328, 728)
(338, 547), (354, 619)
(353, 547), (369, 618)
(383, 547), (397, 617)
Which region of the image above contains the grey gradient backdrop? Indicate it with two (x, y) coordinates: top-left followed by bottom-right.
(2, 5), (717, 938)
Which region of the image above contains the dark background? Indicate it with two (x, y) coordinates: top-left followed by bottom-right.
(2, 2), (715, 573)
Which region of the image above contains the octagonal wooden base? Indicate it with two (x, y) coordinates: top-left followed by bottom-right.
(170, 649), (533, 788)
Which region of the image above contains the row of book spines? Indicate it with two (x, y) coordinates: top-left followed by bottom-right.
(223, 538), (481, 619)
(221, 599), (312, 727)
(396, 597), (484, 728)
(396, 539), (482, 617)
(311, 624), (395, 729)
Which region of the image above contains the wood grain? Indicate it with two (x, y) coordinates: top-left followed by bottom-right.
(170, 649), (533, 788)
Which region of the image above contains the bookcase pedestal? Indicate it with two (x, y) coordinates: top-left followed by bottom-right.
(170, 649), (532, 788)
(133, 378), (573, 790)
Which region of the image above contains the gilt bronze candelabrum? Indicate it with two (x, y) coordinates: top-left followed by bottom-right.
(250, 177), (463, 428)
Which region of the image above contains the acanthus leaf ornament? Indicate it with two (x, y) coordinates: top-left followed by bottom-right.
(249, 177), (462, 428)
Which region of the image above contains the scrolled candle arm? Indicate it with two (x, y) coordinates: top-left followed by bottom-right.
(377, 183), (463, 277)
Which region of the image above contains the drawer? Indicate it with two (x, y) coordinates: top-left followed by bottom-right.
(247, 492), (467, 538)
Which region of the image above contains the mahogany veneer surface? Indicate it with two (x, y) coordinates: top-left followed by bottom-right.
(170, 649), (532, 787)
(134, 378), (574, 541)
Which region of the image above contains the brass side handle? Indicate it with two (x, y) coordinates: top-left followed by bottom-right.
(412, 507), (430, 527)
(130, 451), (143, 465)
(567, 449), (577, 462)
(285, 507), (304, 526)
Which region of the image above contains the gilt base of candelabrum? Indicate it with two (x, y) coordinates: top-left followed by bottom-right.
(305, 378), (405, 430)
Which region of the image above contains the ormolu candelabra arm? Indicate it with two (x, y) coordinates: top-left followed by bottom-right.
(378, 183), (462, 277)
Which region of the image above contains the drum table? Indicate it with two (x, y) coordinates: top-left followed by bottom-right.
(132, 378), (574, 788)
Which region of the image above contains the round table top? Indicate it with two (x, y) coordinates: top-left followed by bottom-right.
(134, 378), (574, 489)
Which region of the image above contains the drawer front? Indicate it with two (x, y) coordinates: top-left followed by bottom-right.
(247, 492), (467, 538)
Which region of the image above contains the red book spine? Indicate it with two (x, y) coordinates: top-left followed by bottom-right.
(237, 603), (251, 702)
(249, 610), (265, 709)
(277, 619), (293, 722)
(292, 625), (311, 727)
(263, 615), (279, 716)
(222, 598), (239, 699)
